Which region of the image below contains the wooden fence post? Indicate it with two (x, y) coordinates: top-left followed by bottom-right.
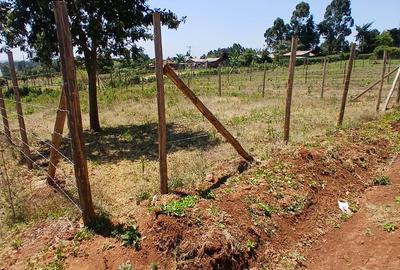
(381, 68), (400, 111)
(0, 87), (12, 145)
(320, 57), (328, 99)
(53, 1), (95, 226)
(397, 78), (400, 104)
(47, 87), (67, 184)
(304, 58), (308, 84)
(283, 36), (297, 144)
(164, 65), (254, 162)
(338, 43), (356, 126)
(262, 62), (267, 98)
(376, 51), (387, 111)
(218, 66), (222, 96)
(7, 51), (33, 169)
(342, 60), (347, 84)
(387, 57), (392, 83)
(153, 12), (168, 194)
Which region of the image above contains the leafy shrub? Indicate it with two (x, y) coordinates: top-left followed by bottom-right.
(373, 175), (390, 186)
(112, 224), (141, 250)
(374, 46), (400, 59)
(160, 196), (198, 217)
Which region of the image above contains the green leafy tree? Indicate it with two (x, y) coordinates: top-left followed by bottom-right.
(289, 2), (319, 50)
(1, 1), (184, 131)
(375, 31), (394, 47)
(388, 28), (400, 47)
(355, 22), (380, 53)
(264, 18), (290, 54)
(318, 0), (354, 54)
(175, 53), (186, 64)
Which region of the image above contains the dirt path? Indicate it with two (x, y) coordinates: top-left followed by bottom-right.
(305, 155), (400, 269)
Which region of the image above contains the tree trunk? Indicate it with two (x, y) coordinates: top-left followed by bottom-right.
(84, 51), (101, 131)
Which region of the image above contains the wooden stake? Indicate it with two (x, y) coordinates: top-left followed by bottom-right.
(164, 64), (254, 162)
(7, 51), (33, 169)
(262, 62), (267, 98)
(283, 36), (297, 144)
(320, 58), (328, 99)
(338, 43), (356, 126)
(47, 86), (67, 184)
(382, 68), (400, 111)
(397, 78), (400, 104)
(376, 51), (387, 112)
(0, 87), (12, 145)
(218, 66), (222, 96)
(387, 57), (392, 83)
(54, 1), (95, 226)
(153, 12), (168, 194)
(304, 58), (308, 84)
(352, 67), (399, 101)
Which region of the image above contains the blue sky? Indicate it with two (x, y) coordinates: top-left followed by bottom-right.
(1, 0), (399, 62)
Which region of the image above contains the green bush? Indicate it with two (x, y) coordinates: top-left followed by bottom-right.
(373, 46), (400, 59)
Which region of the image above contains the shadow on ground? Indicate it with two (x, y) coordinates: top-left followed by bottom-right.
(33, 122), (220, 164)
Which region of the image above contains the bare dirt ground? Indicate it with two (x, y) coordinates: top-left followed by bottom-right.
(1, 115), (399, 270)
(305, 155), (400, 270)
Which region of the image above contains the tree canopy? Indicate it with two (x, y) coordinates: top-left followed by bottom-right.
(355, 22), (380, 53)
(0, 0), (185, 131)
(318, 0), (354, 54)
(290, 2), (319, 50)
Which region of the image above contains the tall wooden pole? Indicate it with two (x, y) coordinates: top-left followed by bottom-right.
(320, 57), (328, 99)
(164, 65), (254, 162)
(47, 87), (67, 184)
(262, 62), (267, 98)
(218, 66), (222, 96)
(397, 78), (400, 104)
(376, 51), (387, 112)
(0, 87), (12, 145)
(7, 51), (33, 169)
(381, 68), (400, 111)
(338, 43), (356, 126)
(304, 58), (308, 84)
(153, 12), (168, 194)
(283, 36), (297, 144)
(53, 1), (95, 226)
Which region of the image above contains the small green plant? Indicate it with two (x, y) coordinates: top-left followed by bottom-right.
(308, 180), (317, 189)
(112, 224), (141, 250)
(150, 262), (159, 270)
(200, 189), (215, 199)
(258, 203), (273, 217)
(246, 239), (256, 252)
(194, 213), (203, 226)
(74, 227), (94, 242)
(136, 190), (151, 202)
(11, 238), (23, 249)
(160, 196), (198, 217)
(383, 222), (397, 232)
(118, 261), (134, 270)
(395, 196), (400, 204)
(43, 246), (65, 270)
(373, 175), (390, 186)
(340, 212), (352, 221)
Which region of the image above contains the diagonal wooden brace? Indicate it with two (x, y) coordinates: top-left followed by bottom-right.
(163, 64), (254, 162)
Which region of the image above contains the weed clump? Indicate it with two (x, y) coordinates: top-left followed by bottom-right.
(373, 175), (390, 186)
(161, 196), (198, 217)
(112, 224), (141, 250)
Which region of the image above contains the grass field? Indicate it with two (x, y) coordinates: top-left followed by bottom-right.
(1, 58), (400, 223)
